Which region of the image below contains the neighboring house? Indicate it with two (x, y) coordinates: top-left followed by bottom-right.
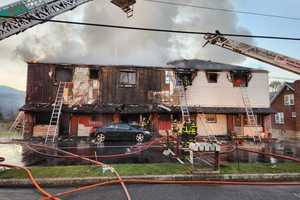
(271, 81), (300, 139)
(21, 60), (272, 138)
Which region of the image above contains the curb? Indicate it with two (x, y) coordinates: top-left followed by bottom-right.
(1, 173), (300, 187)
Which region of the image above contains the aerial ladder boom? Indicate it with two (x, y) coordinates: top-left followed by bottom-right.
(0, 0), (136, 41)
(203, 31), (300, 75)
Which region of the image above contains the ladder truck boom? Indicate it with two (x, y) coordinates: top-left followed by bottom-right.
(203, 31), (300, 75)
(0, 0), (136, 41)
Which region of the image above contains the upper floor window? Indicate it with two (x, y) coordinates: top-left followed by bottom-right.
(206, 72), (219, 83)
(120, 70), (137, 87)
(89, 69), (99, 80)
(284, 94), (294, 106)
(55, 67), (73, 82)
(292, 112), (297, 118)
(275, 112), (284, 124)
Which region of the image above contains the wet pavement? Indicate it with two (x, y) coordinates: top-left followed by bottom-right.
(1, 139), (300, 167)
(0, 185), (300, 200)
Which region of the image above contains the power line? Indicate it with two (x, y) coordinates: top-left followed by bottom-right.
(144, 0), (300, 22)
(1, 15), (300, 41)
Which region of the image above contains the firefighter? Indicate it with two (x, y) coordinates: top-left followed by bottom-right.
(190, 120), (198, 136)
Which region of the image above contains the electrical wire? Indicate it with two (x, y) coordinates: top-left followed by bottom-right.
(1, 15), (300, 41)
(144, 0), (300, 22)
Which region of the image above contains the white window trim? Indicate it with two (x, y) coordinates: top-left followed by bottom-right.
(275, 112), (284, 124)
(284, 94), (295, 106)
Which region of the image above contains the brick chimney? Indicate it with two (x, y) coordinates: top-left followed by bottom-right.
(294, 80), (300, 131)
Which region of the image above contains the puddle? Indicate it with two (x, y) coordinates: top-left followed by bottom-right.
(1, 139), (300, 167)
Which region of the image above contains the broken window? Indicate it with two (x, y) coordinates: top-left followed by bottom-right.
(35, 113), (51, 125)
(206, 72), (219, 83)
(55, 68), (73, 82)
(89, 69), (99, 80)
(120, 70), (137, 87)
(206, 114), (217, 123)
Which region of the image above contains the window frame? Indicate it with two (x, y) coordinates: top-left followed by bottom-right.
(275, 112), (284, 124)
(206, 71), (219, 83)
(119, 70), (137, 88)
(284, 94), (295, 106)
(89, 68), (100, 80)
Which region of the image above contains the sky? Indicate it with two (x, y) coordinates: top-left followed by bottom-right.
(0, 0), (300, 91)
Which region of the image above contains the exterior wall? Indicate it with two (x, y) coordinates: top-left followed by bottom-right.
(26, 63), (172, 106)
(196, 114), (227, 136)
(26, 63), (56, 104)
(270, 82), (300, 139)
(271, 86), (296, 131)
(185, 71), (270, 108)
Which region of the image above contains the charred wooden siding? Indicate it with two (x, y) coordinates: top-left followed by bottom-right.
(26, 63), (56, 104)
(101, 66), (166, 105)
(25, 63), (168, 106)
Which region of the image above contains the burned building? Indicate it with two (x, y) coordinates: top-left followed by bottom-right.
(22, 62), (177, 138)
(21, 60), (273, 139)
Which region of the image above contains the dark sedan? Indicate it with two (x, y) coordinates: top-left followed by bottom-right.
(90, 123), (153, 143)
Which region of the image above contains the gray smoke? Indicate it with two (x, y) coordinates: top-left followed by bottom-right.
(14, 0), (253, 66)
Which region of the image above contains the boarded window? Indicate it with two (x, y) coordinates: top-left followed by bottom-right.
(55, 68), (73, 82)
(89, 69), (99, 79)
(120, 71), (137, 87)
(206, 72), (219, 83)
(206, 114), (217, 123)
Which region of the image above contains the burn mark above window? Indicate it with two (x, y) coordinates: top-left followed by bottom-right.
(89, 69), (99, 80)
(120, 70), (137, 87)
(206, 72), (219, 83)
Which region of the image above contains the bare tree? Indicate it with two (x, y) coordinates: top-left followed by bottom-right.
(269, 81), (283, 92)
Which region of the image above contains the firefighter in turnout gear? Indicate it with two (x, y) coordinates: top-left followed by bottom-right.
(181, 120), (198, 148)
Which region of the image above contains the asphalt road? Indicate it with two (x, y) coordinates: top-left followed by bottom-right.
(1, 185), (300, 200)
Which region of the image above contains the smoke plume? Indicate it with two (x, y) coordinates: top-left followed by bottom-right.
(14, 0), (254, 66)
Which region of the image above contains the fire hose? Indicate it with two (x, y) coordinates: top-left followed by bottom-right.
(0, 156), (59, 200)
(2, 139), (300, 200)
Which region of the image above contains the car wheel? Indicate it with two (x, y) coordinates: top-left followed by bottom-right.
(136, 133), (145, 143)
(95, 133), (105, 143)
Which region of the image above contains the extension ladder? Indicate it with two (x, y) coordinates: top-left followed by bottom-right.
(240, 87), (261, 142)
(45, 82), (66, 144)
(177, 80), (191, 123)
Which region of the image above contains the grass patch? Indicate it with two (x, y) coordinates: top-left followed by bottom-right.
(0, 163), (192, 179)
(1, 162), (300, 179)
(221, 162), (300, 174)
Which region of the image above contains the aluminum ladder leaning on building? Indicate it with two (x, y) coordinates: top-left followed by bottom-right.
(240, 87), (261, 142)
(45, 82), (66, 144)
(174, 77), (215, 139)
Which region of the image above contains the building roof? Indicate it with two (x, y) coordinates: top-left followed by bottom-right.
(270, 82), (295, 104)
(27, 59), (268, 73)
(21, 103), (274, 114)
(167, 59), (268, 73)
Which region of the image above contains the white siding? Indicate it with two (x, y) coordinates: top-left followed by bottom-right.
(197, 114), (227, 136)
(185, 71), (270, 108)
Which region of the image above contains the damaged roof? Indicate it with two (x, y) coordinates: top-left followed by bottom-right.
(27, 59), (268, 73)
(167, 59), (268, 73)
(21, 103), (274, 114)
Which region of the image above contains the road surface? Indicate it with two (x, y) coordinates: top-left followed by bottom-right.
(1, 185), (300, 200)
